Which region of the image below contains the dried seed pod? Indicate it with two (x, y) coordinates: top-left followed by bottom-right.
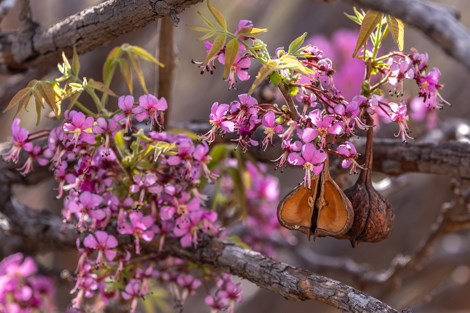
(344, 173), (395, 247)
(277, 157), (353, 238)
(277, 176), (320, 235)
(343, 113), (395, 247)
(313, 158), (354, 237)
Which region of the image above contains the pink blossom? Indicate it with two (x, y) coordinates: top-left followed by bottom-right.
(118, 211), (157, 254)
(3, 118), (33, 163)
(288, 143), (327, 188)
(83, 231), (118, 263)
(63, 110), (96, 146)
(133, 94), (168, 128)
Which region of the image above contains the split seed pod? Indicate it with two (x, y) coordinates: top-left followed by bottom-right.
(277, 157), (354, 238)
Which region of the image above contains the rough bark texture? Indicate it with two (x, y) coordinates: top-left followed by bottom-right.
(157, 239), (400, 313)
(0, 0), (203, 71)
(345, 0), (470, 70)
(372, 139), (470, 179)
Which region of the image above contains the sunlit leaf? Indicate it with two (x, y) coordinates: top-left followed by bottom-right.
(37, 82), (59, 116)
(248, 60), (278, 94)
(87, 79), (117, 97)
(197, 11), (216, 29)
(204, 33), (226, 63)
(352, 10), (383, 57)
(3, 87), (30, 113)
(118, 59), (133, 93)
(387, 15), (404, 51)
(288, 32), (307, 54)
(72, 47), (80, 75)
(127, 52), (148, 93)
(129, 46), (164, 67)
(222, 38), (239, 80)
(237, 27), (268, 36)
(103, 47), (121, 85)
(32, 89), (44, 125)
(207, 0), (227, 30)
(198, 29), (217, 42)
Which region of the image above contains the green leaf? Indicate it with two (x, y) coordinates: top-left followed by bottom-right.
(127, 52), (148, 93)
(37, 82), (59, 116)
(87, 79), (117, 97)
(72, 47), (80, 75)
(129, 46), (164, 67)
(198, 29), (217, 42)
(248, 60), (278, 94)
(32, 89), (44, 125)
(118, 59), (133, 93)
(207, 0), (227, 30)
(237, 27), (268, 36)
(103, 47), (122, 85)
(387, 15), (404, 51)
(204, 33), (226, 63)
(222, 38), (239, 80)
(352, 10), (383, 57)
(3, 87), (31, 113)
(197, 11), (216, 29)
(288, 32), (307, 54)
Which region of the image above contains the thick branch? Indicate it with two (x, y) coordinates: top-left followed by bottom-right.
(0, 0), (203, 71)
(156, 239), (399, 313)
(344, 0), (470, 70)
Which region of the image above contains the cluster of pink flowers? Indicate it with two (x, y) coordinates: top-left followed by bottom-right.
(0, 253), (55, 313)
(200, 23), (447, 187)
(3, 94), (247, 312)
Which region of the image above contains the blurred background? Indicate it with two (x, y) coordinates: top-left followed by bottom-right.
(1, 0), (470, 312)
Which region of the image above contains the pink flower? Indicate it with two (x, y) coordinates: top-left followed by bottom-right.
(218, 45), (251, 89)
(63, 110), (96, 146)
(114, 95), (135, 132)
(389, 101), (413, 142)
(288, 143), (327, 188)
(83, 231), (118, 263)
(118, 211), (157, 254)
(202, 102), (235, 142)
(133, 94), (168, 128)
(3, 118), (33, 163)
(261, 111), (282, 149)
(337, 141), (363, 174)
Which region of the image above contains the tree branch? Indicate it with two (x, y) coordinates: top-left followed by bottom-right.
(0, 171), (400, 313)
(0, 0), (203, 72)
(343, 0), (470, 70)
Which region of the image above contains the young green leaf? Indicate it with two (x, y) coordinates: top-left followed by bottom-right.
(127, 52), (148, 93)
(237, 27), (268, 36)
(386, 15), (404, 51)
(207, 0), (227, 30)
(72, 47), (80, 75)
(248, 60), (278, 95)
(129, 46), (164, 67)
(204, 33), (226, 63)
(3, 87), (31, 113)
(222, 38), (239, 80)
(87, 79), (117, 97)
(118, 58), (133, 93)
(197, 11), (216, 29)
(228, 167), (247, 221)
(352, 10), (383, 57)
(32, 89), (45, 125)
(37, 82), (59, 116)
(288, 32), (307, 54)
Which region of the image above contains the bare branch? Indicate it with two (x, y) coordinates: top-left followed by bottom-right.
(343, 0), (470, 70)
(0, 0), (203, 72)
(157, 16), (176, 128)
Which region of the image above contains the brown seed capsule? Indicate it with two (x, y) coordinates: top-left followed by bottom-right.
(277, 157), (353, 238)
(343, 174), (395, 247)
(343, 113), (395, 247)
